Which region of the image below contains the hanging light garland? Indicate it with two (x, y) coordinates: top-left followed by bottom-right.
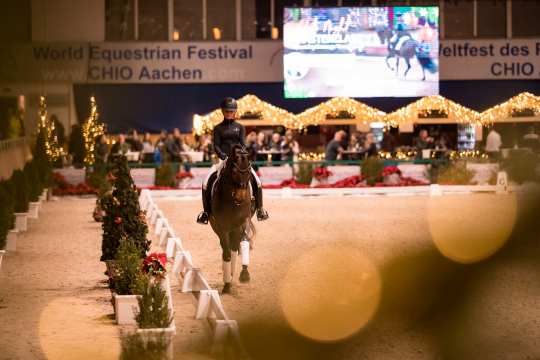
(384, 95), (482, 127)
(480, 92), (540, 124)
(37, 95), (63, 162)
(193, 94), (297, 135)
(296, 97), (386, 128)
(82, 96), (105, 167)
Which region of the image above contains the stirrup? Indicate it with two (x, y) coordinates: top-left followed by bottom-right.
(256, 208), (269, 221)
(196, 211), (209, 224)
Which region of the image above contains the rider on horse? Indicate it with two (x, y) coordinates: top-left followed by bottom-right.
(196, 97), (270, 224)
(389, 22), (413, 52)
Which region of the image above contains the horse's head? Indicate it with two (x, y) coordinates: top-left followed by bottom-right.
(226, 144), (251, 189)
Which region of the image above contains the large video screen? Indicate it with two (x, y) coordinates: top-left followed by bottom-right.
(283, 7), (439, 98)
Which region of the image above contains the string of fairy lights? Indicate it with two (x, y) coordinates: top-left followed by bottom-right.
(82, 96), (105, 167)
(37, 96), (63, 162)
(193, 92), (540, 135)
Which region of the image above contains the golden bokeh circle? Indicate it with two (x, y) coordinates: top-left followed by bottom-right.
(427, 194), (518, 264)
(279, 246), (381, 342)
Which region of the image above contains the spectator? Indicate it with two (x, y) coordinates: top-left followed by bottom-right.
(94, 134), (109, 165)
(281, 129), (300, 162)
(325, 130), (346, 161)
(199, 134), (214, 162)
(485, 127), (502, 159)
(414, 129), (434, 151)
(522, 126), (539, 151)
(435, 133), (451, 151)
(68, 124), (85, 168)
(155, 129), (168, 147)
(362, 132), (378, 158)
(141, 132), (155, 163)
(255, 132), (268, 162)
(165, 132), (181, 161)
(111, 133), (130, 155)
(347, 132), (362, 160)
(270, 132), (282, 163)
(126, 129), (143, 152)
(245, 131), (258, 161)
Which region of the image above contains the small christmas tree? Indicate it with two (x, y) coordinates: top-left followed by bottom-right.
(82, 96), (105, 167)
(36, 96), (63, 165)
(101, 155), (149, 261)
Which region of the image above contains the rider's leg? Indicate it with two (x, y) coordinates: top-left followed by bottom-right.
(250, 168), (269, 221)
(196, 164), (219, 224)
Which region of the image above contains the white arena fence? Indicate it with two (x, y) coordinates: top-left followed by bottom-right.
(138, 189), (246, 356)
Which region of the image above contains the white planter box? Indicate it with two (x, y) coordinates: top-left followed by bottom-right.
(28, 202), (40, 219)
(6, 230), (18, 251)
(0, 250), (5, 269)
(15, 213), (28, 232)
(114, 294), (141, 325)
(136, 325), (175, 359)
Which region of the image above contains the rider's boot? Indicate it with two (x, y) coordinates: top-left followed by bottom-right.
(196, 187), (210, 224)
(197, 173), (217, 224)
(254, 185), (269, 221)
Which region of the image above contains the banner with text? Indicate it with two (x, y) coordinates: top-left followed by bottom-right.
(1, 39), (539, 83)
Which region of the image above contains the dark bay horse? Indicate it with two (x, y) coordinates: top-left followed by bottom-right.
(376, 26), (437, 81)
(209, 145), (256, 294)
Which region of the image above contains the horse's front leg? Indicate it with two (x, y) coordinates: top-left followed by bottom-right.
(385, 54), (394, 71)
(395, 56), (400, 75)
(220, 233), (233, 294)
(239, 230), (251, 283)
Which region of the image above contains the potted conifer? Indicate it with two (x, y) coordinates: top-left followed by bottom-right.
(24, 161), (42, 219)
(12, 170), (29, 232)
(101, 155), (150, 262)
(112, 237), (143, 325)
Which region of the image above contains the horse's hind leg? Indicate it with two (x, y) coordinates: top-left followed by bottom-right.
(404, 58), (411, 78)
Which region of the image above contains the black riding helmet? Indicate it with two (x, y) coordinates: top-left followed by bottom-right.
(220, 97), (238, 111)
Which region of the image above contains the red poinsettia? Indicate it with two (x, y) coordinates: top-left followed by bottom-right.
(381, 166), (402, 177)
(313, 166), (333, 180)
(142, 252), (167, 278)
(114, 217), (122, 224)
(176, 171), (194, 180)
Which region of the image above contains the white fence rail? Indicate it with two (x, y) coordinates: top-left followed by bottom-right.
(139, 189), (246, 357)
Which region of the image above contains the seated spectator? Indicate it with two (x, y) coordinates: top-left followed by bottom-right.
(414, 129), (434, 151)
(94, 134), (109, 165)
(325, 130), (346, 161)
(245, 131), (258, 161)
(435, 133), (451, 151)
(155, 129), (168, 148)
(523, 126), (539, 151)
(165, 132), (181, 162)
(111, 133), (130, 155)
(270, 132), (282, 163)
(281, 129), (300, 162)
(199, 134), (214, 162)
(141, 132), (155, 163)
(255, 132), (268, 162)
(361, 132), (378, 158)
(126, 129), (143, 152)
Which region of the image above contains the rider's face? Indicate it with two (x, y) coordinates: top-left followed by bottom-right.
(222, 109), (237, 120)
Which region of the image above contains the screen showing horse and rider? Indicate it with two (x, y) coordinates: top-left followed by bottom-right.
(283, 6), (439, 98)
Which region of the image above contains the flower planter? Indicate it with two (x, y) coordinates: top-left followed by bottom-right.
(114, 294), (141, 325)
(15, 213), (28, 232)
(0, 250), (5, 269)
(28, 202), (40, 219)
(136, 325), (175, 359)
(6, 230), (18, 251)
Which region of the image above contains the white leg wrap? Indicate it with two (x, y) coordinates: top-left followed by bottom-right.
(222, 261), (232, 284)
(231, 251), (238, 280)
(241, 241), (250, 266)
